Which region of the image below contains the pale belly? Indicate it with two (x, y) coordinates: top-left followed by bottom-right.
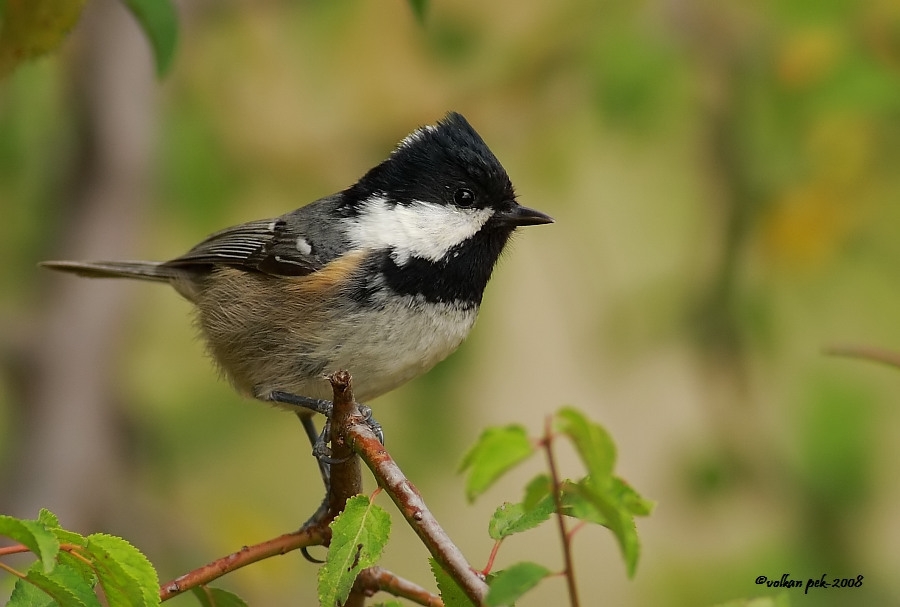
(245, 296), (478, 403)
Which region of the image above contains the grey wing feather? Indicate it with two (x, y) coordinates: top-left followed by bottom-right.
(164, 218), (325, 277)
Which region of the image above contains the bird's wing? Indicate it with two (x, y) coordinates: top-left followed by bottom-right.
(164, 218), (325, 277)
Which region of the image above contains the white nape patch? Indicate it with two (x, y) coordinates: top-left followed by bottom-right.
(345, 195), (493, 264)
(395, 124), (438, 153)
(295, 236), (312, 256)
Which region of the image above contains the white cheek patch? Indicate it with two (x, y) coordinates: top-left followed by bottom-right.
(345, 195), (494, 264)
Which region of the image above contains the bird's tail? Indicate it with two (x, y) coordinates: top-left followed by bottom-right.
(40, 260), (179, 282)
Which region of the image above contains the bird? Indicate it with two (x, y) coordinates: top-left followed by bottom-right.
(42, 112), (553, 435)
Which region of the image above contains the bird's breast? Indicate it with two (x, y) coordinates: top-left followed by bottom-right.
(331, 293), (479, 401)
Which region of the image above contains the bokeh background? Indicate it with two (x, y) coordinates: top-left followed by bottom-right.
(2, 0), (900, 605)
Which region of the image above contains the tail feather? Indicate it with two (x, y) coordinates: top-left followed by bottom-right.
(40, 260), (177, 282)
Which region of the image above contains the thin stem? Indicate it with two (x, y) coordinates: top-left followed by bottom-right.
(0, 560), (26, 579)
(64, 546), (95, 569)
(544, 415), (580, 607)
(482, 540), (503, 576)
(566, 520), (587, 541)
(0, 544), (30, 557)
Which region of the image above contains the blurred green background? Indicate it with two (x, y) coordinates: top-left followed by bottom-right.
(2, 0), (900, 605)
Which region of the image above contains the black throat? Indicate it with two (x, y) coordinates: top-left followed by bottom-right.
(362, 227), (513, 307)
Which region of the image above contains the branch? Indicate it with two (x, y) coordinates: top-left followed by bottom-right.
(544, 415), (580, 607)
(347, 411), (489, 606)
(158, 526), (327, 600)
(354, 566), (444, 606)
(823, 344), (900, 370)
(327, 370), (363, 516)
(328, 370), (367, 607)
(159, 371), (480, 606)
(161, 372), (365, 602)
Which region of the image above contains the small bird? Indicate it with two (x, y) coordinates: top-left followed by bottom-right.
(43, 112), (552, 429)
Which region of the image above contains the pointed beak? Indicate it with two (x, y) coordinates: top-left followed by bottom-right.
(494, 203), (554, 227)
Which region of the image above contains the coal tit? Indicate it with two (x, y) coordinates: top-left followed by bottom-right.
(43, 112), (553, 419)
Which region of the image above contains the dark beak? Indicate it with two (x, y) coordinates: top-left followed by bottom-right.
(494, 203), (554, 227)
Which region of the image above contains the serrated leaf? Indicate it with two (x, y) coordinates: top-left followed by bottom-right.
(50, 530), (95, 586)
(36, 510), (59, 529)
(485, 562), (552, 606)
(8, 577), (56, 607)
(56, 550), (98, 590)
(120, 0), (178, 76)
(575, 479), (641, 578)
(318, 495), (391, 607)
(459, 425), (535, 502)
(23, 562), (101, 607)
(191, 586), (250, 607)
(52, 527), (87, 547)
(555, 407), (616, 480)
(85, 533), (159, 607)
(0, 0), (87, 78)
(407, 0), (428, 23)
(559, 480), (608, 526)
(429, 558), (476, 607)
(0, 515), (60, 574)
(609, 476), (655, 517)
(488, 498), (555, 541)
(521, 474), (552, 510)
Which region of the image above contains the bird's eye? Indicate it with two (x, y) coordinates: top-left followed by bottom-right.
(454, 188), (475, 207)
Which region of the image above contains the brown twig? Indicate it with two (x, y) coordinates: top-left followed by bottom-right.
(348, 415), (489, 606)
(328, 370), (367, 607)
(159, 371), (480, 605)
(158, 526), (328, 600)
(160, 372), (366, 602)
(544, 415), (580, 607)
(823, 344), (900, 370)
(353, 566), (444, 606)
(326, 370), (364, 517)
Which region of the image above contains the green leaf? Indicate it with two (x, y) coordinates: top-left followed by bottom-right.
(52, 528), (87, 546)
(318, 495), (391, 607)
(521, 474), (552, 510)
(21, 562), (101, 607)
(0, 0), (87, 78)
(8, 577), (56, 607)
(120, 0), (178, 76)
(485, 562), (552, 606)
(575, 479), (641, 578)
(37, 510), (60, 529)
(554, 407), (616, 480)
(84, 533), (160, 607)
(488, 498), (555, 541)
(459, 425), (535, 502)
(0, 514), (60, 574)
(407, 0), (428, 23)
(429, 558), (476, 607)
(49, 529), (95, 585)
(191, 586), (250, 607)
(56, 552), (97, 593)
(609, 476), (655, 517)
